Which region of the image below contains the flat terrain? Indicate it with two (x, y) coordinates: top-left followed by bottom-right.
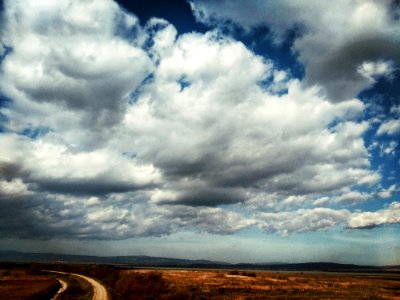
(131, 269), (400, 299)
(1, 264), (400, 299)
(0, 268), (60, 300)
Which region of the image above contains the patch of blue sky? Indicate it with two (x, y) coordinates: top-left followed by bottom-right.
(19, 126), (50, 139)
(368, 135), (399, 186)
(114, 12), (140, 43)
(258, 76), (289, 96)
(122, 151), (137, 159)
(359, 73), (400, 115)
(0, 92), (12, 107)
(234, 26), (305, 80)
(0, 113), (8, 133)
(128, 74), (154, 104)
(0, 44), (13, 64)
(116, 0), (208, 35)
(0, 93), (12, 133)
(178, 76), (191, 91)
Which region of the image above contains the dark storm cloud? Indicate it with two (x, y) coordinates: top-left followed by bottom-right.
(305, 37), (400, 101)
(0, 191), (251, 239)
(0, 162), (24, 181)
(158, 188), (245, 206)
(33, 178), (154, 196)
(0, 194), (85, 240)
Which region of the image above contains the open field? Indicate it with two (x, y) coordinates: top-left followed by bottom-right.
(1, 264), (400, 299)
(131, 269), (400, 299)
(0, 268), (60, 300)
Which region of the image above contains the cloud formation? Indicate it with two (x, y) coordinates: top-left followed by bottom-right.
(0, 0), (398, 240)
(190, 0), (400, 101)
(1, 0), (153, 147)
(347, 202), (400, 229)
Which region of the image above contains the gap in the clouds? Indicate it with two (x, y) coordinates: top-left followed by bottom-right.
(358, 73), (400, 199)
(115, 12), (140, 42)
(0, 92), (12, 108)
(235, 26), (305, 80)
(129, 74), (155, 104)
(19, 126), (50, 139)
(122, 152), (137, 160)
(116, 0), (209, 35)
(178, 76), (191, 91)
(0, 93), (12, 133)
(115, 0), (305, 83)
(0, 45), (13, 63)
(359, 71), (400, 115)
(258, 75), (289, 96)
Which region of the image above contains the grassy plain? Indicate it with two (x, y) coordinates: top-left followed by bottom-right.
(1, 264), (399, 299)
(0, 268), (60, 300)
(131, 269), (400, 299)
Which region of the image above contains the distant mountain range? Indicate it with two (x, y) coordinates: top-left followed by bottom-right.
(1, 250), (398, 273)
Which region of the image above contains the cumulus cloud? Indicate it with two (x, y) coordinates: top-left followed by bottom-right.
(334, 189), (371, 205)
(379, 141), (398, 156)
(0, 134), (161, 196)
(257, 208), (350, 236)
(1, 0), (153, 148)
(124, 30), (374, 206)
(377, 119), (400, 136)
(189, 0), (400, 101)
(0, 0), (395, 240)
(377, 184), (397, 199)
(347, 202), (400, 229)
(0, 192), (253, 239)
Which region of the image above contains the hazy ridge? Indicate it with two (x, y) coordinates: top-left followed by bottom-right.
(1, 250), (398, 273)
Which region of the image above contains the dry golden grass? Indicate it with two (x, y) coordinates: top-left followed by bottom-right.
(0, 268), (60, 300)
(129, 269), (400, 299)
(2, 264), (399, 299)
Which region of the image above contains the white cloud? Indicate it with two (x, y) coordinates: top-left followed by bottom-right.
(0, 133), (161, 195)
(391, 105), (400, 115)
(348, 202), (400, 229)
(335, 189), (371, 205)
(0, 0), (393, 240)
(358, 60), (395, 82)
(377, 184), (397, 199)
(123, 30), (374, 206)
(1, 0), (154, 148)
(379, 141), (398, 156)
(190, 0), (400, 101)
(0, 178), (29, 197)
(377, 119), (400, 136)
(257, 208), (350, 236)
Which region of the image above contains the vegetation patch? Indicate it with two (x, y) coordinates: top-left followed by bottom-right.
(0, 268), (60, 300)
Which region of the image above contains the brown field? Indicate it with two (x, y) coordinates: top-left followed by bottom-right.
(1, 264), (400, 299)
(128, 269), (400, 299)
(0, 268), (60, 300)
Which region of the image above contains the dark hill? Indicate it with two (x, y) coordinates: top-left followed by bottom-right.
(1, 250), (398, 273)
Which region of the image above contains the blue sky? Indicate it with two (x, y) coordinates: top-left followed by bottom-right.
(0, 0), (399, 265)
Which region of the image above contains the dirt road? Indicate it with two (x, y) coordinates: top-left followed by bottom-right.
(72, 273), (108, 300)
(46, 271), (108, 300)
(51, 279), (67, 300)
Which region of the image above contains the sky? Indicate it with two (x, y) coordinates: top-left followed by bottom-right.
(0, 0), (399, 265)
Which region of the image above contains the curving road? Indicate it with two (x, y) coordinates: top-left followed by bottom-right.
(71, 273), (108, 300)
(46, 271), (108, 300)
(51, 278), (67, 300)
